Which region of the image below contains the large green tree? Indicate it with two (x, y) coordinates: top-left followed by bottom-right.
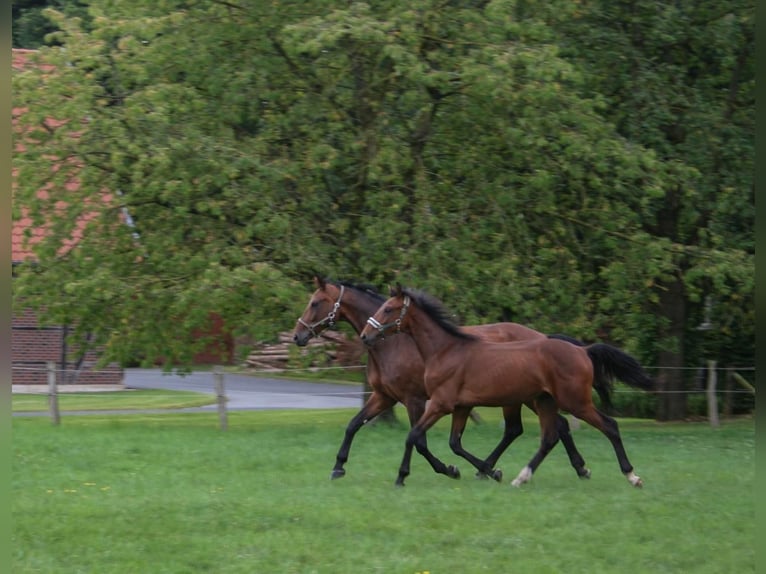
(12, 0), (91, 48)
(13, 1), (753, 419)
(545, 0), (755, 419)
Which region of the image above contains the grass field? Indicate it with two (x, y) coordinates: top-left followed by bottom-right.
(12, 389), (216, 412)
(12, 407), (754, 574)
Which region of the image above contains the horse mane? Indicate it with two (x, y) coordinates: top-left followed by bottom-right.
(401, 288), (478, 341)
(327, 278), (386, 303)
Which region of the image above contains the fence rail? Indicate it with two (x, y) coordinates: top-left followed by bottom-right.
(13, 360), (755, 429)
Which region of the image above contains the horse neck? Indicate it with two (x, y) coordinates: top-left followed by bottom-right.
(339, 288), (385, 335)
(404, 304), (462, 360)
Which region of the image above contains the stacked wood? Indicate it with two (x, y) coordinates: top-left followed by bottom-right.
(244, 330), (363, 372)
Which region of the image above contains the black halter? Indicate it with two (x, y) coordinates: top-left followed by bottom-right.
(297, 285), (345, 339)
(365, 295), (410, 338)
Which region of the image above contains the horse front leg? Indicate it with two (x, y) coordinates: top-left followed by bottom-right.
(331, 392), (396, 480)
(447, 406), (503, 482)
(554, 413), (591, 479)
(405, 400), (460, 480)
(397, 404), (450, 487)
(477, 404), (525, 482)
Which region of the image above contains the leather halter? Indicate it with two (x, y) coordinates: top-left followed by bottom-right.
(297, 285), (345, 339)
(365, 295), (410, 338)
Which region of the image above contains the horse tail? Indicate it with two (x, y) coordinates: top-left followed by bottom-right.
(585, 343), (655, 413)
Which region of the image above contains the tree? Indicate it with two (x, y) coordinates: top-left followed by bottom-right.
(12, 0), (91, 48)
(13, 1), (753, 422)
(546, 0), (755, 419)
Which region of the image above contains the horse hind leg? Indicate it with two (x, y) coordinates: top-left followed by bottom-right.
(512, 394), (560, 487)
(575, 405), (643, 487)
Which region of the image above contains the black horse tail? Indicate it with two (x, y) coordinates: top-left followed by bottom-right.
(584, 343), (655, 413)
(547, 335), (654, 413)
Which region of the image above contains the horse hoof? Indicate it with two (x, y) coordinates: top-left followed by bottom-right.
(578, 468), (592, 479)
(626, 471), (643, 487)
(491, 469), (503, 482)
(511, 465), (533, 487)
(330, 469), (346, 480)
(448, 465), (461, 479)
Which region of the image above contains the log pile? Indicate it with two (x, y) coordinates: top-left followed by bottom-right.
(244, 330), (365, 372)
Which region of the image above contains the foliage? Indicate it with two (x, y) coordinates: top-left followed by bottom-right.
(546, 0), (754, 418)
(12, 1), (753, 418)
(12, 0), (91, 48)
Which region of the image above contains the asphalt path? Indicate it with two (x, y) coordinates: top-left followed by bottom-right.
(13, 369), (366, 417)
(124, 368), (365, 411)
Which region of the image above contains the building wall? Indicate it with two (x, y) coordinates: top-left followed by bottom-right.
(12, 307), (124, 386)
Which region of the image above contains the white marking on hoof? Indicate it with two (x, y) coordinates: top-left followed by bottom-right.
(626, 471), (643, 487)
(511, 466), (533, 487)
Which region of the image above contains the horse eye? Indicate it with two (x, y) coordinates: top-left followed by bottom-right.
(310, 301), (319, 309)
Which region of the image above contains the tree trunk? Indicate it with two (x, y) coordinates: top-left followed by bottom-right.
(655, 276), (687, 421)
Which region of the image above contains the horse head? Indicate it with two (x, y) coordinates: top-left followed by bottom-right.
(360, 284), (411, 346)
(292, 276), (346, 346)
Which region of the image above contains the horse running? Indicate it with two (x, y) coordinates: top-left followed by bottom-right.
(359, 285), (655, 488)
(293, 277), (593, 482)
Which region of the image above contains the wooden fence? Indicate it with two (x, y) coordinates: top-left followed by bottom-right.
(33, 361), (756, 429)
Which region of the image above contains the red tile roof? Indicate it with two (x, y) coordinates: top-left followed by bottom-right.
(12, 49), (99, 263)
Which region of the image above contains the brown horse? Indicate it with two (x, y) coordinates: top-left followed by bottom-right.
(359, 285), (655, 488)
(293, 277), (593, 482)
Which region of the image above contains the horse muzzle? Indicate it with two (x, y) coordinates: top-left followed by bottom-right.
(293, 331), (311, 347)
(360, 331), (379, 347)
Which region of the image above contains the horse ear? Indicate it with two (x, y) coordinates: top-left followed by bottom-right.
(394, 282), (403, 297)
(314, 275), (326, 290)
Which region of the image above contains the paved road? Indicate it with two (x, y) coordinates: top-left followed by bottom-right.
(125, 368), (365, 411)
(13, 369), (366, 416)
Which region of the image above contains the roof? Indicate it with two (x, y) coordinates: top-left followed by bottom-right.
(12, 48), (98, 264)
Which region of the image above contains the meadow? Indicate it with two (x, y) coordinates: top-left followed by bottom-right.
(12, 389), (216, 412)
(12, 407), (754, 574)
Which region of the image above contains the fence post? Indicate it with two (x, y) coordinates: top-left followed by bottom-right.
(47, 361), (60, 426)
(706, 360), (719, 428)
(214, 366), (228, 431)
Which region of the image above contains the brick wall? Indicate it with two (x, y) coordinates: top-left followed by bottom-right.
(192, 313), (235, 365)
(12, 307), (124, 386)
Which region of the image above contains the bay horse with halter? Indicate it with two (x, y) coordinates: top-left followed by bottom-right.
(294, 277), (597, 482)
(359, 285), (655, 488)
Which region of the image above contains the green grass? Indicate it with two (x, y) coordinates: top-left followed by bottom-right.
(12, 408), (754, 574)
(12, 389), (215, 412)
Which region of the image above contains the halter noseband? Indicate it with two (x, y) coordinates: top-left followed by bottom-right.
(297, 285), (345, 339)
(366, 295), (411, 338)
